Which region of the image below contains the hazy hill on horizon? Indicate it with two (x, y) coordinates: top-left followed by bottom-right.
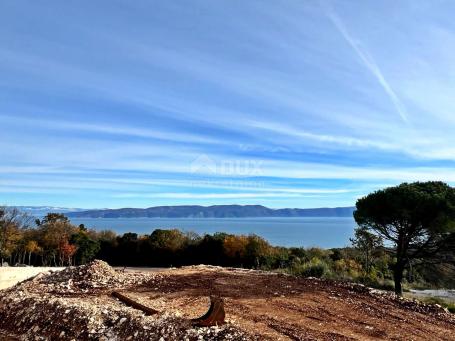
(11, 206), (87, 216)
(65, 204), (355, 218)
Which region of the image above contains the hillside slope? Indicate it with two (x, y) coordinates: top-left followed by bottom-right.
(67, 204), (355, 218)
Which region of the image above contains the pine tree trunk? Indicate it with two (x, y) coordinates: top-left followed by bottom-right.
(394, 261), (405, 296)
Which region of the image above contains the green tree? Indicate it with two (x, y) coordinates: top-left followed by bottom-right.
(70, 230), (100, 264)
(354, 182), (455, 295)
(245, 235), (272, 268)
(148, 229), (186, 252)
(350, 226), (383, 274)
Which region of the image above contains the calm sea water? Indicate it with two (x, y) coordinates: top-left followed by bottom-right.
(70, 217), (356, 248)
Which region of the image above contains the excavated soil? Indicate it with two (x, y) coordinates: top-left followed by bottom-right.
(1, 261), (454, 340)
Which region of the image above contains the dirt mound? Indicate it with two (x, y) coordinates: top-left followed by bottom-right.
(0, 261), (251, 340)
(0, 293), (249, 340)
(15, 260), (154, 294)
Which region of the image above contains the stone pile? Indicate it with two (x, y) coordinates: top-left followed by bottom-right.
(0, 293), (250, 340)
(331, 279), (453, 317)
(369, 289), (453, 317)
(19, 260), (154, 294)
(0, 261), (252, 340)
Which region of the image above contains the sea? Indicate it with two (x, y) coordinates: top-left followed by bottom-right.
(69, 217), (356, 248)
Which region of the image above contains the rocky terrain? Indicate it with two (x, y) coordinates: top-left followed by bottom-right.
(0, 261), (248, 340)
(1, 261), (454, 340)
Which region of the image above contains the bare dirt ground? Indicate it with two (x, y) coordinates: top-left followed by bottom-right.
(1, 262), (454, 340)
(136, 266), (455, 340)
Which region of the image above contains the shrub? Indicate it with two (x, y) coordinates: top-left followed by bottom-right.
(333, 258), (362, 279)
(448, 304), (455, 313)
(223, 235), (248, 259)
(294, 258), (330, 278)
(305, 248), (331, 262)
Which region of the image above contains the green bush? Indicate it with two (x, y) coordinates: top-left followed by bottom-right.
(423, 297), (446, 305)
(305, 248), (331, 262)
(294, 258), (330, 278)
(448, 304), (455, 313)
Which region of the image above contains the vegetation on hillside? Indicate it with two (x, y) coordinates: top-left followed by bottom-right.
(1, 182), (455, 293)
(1, 216), (454, 292)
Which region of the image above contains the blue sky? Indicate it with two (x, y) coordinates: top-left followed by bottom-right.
(1, 0), (455, 209)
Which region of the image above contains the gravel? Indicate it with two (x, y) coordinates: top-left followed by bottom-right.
(0, 260), (253, 340)
(1, 261), (453, 340)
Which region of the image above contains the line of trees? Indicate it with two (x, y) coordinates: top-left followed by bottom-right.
(98, 230), (285, 269)
(0, 211), (100, 267)
(2, 182), (455, 295)
(2, 209), (454, 292)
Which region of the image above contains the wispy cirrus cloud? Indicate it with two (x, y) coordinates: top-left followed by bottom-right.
(0, 114), (220, 145)
(323, 2), (409, 123)
(1, 1), (455, 208)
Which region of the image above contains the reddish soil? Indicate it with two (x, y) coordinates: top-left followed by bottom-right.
(1, 263), (454, 340)
(132, 266), (455, 340)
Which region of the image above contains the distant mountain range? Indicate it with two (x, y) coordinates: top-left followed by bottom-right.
(65, 205), (355, 218)
(12, 206), (87, 216)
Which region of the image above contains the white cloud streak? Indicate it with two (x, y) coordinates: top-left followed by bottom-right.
(324, 3), (409, 123)
(113, 192), (304, 199)
(0, 114), (219, 145)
